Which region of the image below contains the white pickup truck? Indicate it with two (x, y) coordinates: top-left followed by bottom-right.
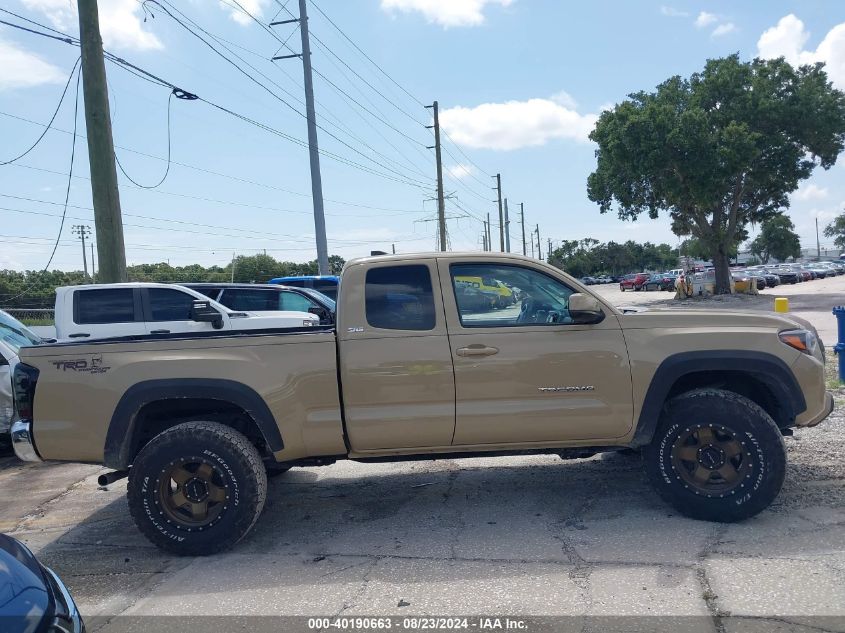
(54, 283), (319, 340)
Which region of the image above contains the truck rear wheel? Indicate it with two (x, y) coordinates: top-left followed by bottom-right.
(644, 388), (786, 522)
(127, 421), (267, 556)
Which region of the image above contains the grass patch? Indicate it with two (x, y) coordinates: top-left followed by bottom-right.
(19, 318), (54, 326)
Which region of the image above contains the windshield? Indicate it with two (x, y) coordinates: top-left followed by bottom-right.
(0, 310), (41, 354)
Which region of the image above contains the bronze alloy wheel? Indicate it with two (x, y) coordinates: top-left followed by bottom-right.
(157, 458), (229, 530)
(670, 424), (750, 498)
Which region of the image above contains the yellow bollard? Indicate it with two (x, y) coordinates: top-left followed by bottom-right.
(774, 297), (789, 313)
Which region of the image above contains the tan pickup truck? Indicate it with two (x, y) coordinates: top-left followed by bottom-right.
(11, 253), (833, 555)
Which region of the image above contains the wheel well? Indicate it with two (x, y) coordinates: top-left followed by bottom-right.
(666, 371), (789, 428)
(131, 398), (269, 462)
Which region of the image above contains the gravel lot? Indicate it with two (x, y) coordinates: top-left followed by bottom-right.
(3, 276), (845, 632)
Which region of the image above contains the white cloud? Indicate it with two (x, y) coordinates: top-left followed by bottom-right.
(660, 6), (689, 18)
(21, 0), (162, 51)
(712, 22), (736, 37)
(758, 14), (845, 89)
(219, 0), (270, 26)
(447, 164), (475, 180)
(795, 183), (830, 201)
(380, 0), (513, 28)
(0, 38), (65, 89)
(549, 90), (578, 110)
(695, 11), (718, 28)
(439, 96), (598, 151)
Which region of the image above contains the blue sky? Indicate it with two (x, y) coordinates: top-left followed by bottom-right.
(1, 0), (844, 271)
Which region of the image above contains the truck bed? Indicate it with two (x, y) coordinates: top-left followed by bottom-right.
(19, 327), (345, 465)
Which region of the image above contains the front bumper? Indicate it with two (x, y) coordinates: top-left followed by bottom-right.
(44, 565), (86, 633)
(804, 391), (835, 427)
(11, 419), (42, 462)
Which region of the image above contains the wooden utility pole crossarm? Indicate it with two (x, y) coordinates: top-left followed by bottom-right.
(78, 0), (126, 283)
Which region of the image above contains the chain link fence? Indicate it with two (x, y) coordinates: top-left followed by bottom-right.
(2, 308), (55, 325)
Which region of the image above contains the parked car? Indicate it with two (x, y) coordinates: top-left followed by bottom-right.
(13, 252), (833, 555)
(757, 270), (781, 288)
(0, 310), (46, 444)
(268, 275), (340, 301)
(0, 533), (85, 633)
(642, 274), (669, 291)
(454, 275), (515, 308)
(183, 283), (336, 325)
(54, 283), (319, 341)
(731, 272), (754, 293)
(579, 276), (597, 286)
(773, 268), (800, 284)
(619, 273), (649, 291)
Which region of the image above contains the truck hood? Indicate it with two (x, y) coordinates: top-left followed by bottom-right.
(616, 307), (809, 332)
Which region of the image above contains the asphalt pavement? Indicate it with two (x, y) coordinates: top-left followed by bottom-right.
(2, 276), (845, 631)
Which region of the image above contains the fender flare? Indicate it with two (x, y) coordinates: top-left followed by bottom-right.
(104, 378), (283, 469)
(630, 350), (806, 448)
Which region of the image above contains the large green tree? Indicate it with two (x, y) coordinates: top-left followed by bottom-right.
(587, 54), (845, 293)
(749, 215), (801, 263)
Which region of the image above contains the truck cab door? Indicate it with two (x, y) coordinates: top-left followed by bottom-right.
(338, 260), (455, 451)
(142, 288), (224, 335)
(439, 260), (633, 446)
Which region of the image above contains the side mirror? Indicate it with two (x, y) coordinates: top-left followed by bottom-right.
(307, 306), (330, 321)
(569, 293), (605, 324)
(191, 300), (224, 330)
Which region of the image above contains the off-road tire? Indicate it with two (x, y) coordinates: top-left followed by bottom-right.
(127, 421), (267, 556)
(644, 388), (786, 522)
(620, 285), (625, 292)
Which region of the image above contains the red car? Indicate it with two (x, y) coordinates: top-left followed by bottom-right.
(620, 273), (650, 291)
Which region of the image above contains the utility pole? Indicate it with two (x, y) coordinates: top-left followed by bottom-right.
(486, 213), (492, 252)
(536, 224), (542, 260)
(78, 0), (126, 283)
(530, 239), (535, 258)
(548, 238), (552, 260)
(230, 252), (236, 283)
(816, 217), (821, 260)
(482, 232), (487, 251)
(504, 198), (511, 253)
(520, 202), (526, 256)
(71, 225), (91, 279)
(272, 1), (329, 273)
(90, 243), (95, 278)
(425, 101), (447, 252)
(494, 174), (504, 251)
(392, 243), (396, 255)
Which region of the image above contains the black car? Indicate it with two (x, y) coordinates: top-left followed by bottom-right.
(182, 283), (336, 324)
(773, 270), (800, 284)
(0, 534), (84, 633)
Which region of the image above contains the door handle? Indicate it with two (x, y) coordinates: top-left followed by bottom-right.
(68, 333), (90, 338)
(150, 329), (170, 334)
(456, 345), (499, 357)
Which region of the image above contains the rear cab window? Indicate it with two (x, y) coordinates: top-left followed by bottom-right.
(365, 265), (435, 331)
(74, 288), (138, 324)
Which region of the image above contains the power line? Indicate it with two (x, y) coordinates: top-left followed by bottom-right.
(145, 0), (431, 187)
(113, 89), (175, 189)
(0, 56), (80, 165)
(307, 0), (426, 108)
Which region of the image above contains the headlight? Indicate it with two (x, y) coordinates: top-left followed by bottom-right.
(779, 329), (818, 355)
(302, 320), (314, 327)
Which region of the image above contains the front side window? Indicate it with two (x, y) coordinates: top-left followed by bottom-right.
(451, 264), (575, 327)
(278, 292), (316, 312)
(76, 289), (136, 324)
(219, 289), (277, 312)
(148, 289), (196, 322)
(365, 265), (435, 331)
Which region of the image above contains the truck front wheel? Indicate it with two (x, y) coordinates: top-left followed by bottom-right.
(127, 421), (267, 556)
(644, 388), (786, 522)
